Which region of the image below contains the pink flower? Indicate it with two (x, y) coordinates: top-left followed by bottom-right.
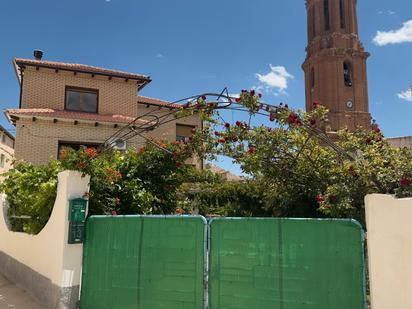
(111, 210), (118, 216)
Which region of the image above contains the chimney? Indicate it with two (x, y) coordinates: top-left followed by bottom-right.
(33, 50), (43, 60)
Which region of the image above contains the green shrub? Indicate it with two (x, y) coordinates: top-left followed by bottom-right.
(0, 161), (59, 234)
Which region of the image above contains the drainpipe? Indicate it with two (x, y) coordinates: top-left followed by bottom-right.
(18, 67), (24, 109)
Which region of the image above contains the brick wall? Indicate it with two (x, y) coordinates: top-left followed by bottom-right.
(22, 67), (138, 117)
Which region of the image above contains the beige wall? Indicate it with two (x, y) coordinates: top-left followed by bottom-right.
(365, 194), (412, 309)
(14, 111), (201, 166)
(0, 171), (89, 305)
(386, 136), (412, 148)
(0, 136), (14, 177)
(22, 67), (138, 117)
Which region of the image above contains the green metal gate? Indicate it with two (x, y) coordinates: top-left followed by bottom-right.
(80, 216), (206, 309)
(80, 217), (366, 309)
(209, 218), (366, 309)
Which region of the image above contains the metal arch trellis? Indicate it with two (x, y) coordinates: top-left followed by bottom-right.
(99, 88), (353, 161)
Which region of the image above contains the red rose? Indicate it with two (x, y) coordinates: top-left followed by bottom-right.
(265, 105), (270, 112)
(250, 90), (255, 96)
(313, 101), (318, 109)
(111, 210), (117, 216)
(235, 97), (241, 103)
(236, 121), (242, 127)
(315, 194), (324, 202)
(268, 128), (272, 132)
(284, 104), (289, 109)
(287, 112), (299, 124)
(232, 137), (238, 142)
(269, 113), (276, 122)
(215, 131), (221, 136)
(374, 127), (381, 133)
(201, 95), (207, 100)
(248, 147), (255, 154)
(400, 178), (410, 187)
(258, 93), (262, 98)
(329, 195), (338, 203)
(224, 123), (230, 128)
(310, 119), (316, 126)
(218, 138), (226, 143)
(175, 207), (185, 215)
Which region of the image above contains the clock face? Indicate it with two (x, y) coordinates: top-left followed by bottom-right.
(346, 100), (353, 109)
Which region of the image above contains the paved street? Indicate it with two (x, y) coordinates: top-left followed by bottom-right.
(0, 274), (42, 309)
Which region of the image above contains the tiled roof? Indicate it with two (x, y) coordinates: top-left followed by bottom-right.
(137, 96), (183, 109)
(14, 58), (151, 82)
(5, 108), (146, 125)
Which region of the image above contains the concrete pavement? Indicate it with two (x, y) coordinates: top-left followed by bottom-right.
(0, 273), (42, 309)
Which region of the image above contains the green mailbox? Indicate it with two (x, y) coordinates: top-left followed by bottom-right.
(68, 198), (88, 244)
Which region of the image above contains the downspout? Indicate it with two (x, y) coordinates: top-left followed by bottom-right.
(18, 67), (24, 109)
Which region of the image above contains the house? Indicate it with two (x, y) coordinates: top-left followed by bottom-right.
(0, 125), (14, 177)
(5, 51), (200, 167)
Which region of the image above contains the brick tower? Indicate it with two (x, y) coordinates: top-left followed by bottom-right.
(302, 0), (371, 131)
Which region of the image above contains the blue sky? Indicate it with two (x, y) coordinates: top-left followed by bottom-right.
(0, 0), (411, 174)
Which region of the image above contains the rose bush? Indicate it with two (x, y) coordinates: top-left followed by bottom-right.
(180, 91), (412, 226)
(1, 141), (207, 234)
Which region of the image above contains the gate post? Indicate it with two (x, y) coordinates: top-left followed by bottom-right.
(0, 171), (90, 309)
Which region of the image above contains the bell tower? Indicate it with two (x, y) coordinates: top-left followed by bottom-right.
(302, 0), (371, 131)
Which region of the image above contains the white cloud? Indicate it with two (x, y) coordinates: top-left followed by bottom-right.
(156, 53), (164, 58)
(373, 20), (412, 46)
(255, 65), (293, 95)
(398, 89), (412, 102)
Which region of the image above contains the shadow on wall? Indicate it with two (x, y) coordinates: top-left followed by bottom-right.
(0, 171), (90, 309)
(365, 194), (412, 309)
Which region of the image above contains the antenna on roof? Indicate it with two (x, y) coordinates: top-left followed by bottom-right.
(33, 50), (43, 60)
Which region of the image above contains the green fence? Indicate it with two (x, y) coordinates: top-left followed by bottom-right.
(209, 218), (366, 309)
(80, 217), (365, 309)
(80, 216), (206, 309)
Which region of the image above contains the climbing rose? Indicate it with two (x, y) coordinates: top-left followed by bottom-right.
(236, 121), (242, 127)
(315, 195), (324, 202)
(224, 123), (230, 128)
(235, 97), (241, 103)
(85, 148), (98, 158)
(400, 178), (410, 187)
(250, 90), (255, 96)
(288, 112), (299, 124)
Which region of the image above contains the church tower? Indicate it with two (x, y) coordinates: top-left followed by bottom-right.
(302, 0), (371, 131)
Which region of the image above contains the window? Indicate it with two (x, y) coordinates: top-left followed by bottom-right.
(310, 68), (315, 90)
(324, 0), (330, 31)
(65, 87), (98, 113)
(176, 124), (195, 142)
(343, 62), (353, 87)
(1, 134), (5, 144)
(0, 154), (5, 168)
(58, 142), (101, 159)
(340, 0), (346, 29)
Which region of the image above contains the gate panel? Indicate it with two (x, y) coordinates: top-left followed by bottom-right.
(209, 218), (365, 309)
(80, 216), (206, 309)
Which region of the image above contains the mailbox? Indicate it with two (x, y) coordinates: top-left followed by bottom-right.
(69, 198), (87, 222)
(68, 198), (88, 244)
